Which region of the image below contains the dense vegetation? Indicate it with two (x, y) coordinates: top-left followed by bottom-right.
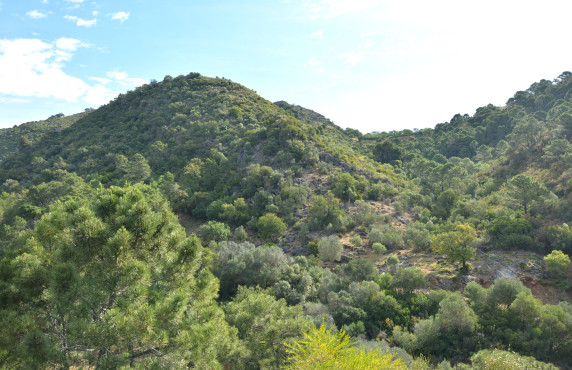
(1, 72), (571, 368)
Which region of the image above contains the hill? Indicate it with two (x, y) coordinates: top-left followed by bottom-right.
(0, 111), (90, 161)
(0, 72), (571, 369)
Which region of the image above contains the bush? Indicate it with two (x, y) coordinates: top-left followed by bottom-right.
(405, 222), (431, 251)
(488, 216), (535, 250)
(256, 213), (287, 241)
(198, 221), (231, 243)
(307, 238), (319, 256)
(386, 255), (399, 273)
(318, 235), (343, 262)
(368, 226), (384, 245)
(544, 250), (571, 277)
(373, 242), (387, 254)
(391, 268), (427, 294)
(349, 235), (363, 248)
(233, 226), (247, 241)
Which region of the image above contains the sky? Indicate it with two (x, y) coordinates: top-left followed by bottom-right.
(1, 1), (572, 133)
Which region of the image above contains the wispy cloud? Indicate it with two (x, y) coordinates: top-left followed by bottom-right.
(65, 0), (85, 3)
(304, 57), (326, 73)
(64, 15), (97, 27)
(307, 57), (323, 67)
(26, 10), (49, 19)
(0, 97), (29, 103)
(55, 38), (89, 52)
(339, 39), (372, 66)
(90, 77), (112, 84)
(106, 71), (147, 86)
(303, 0), (378, 19)
(310, 29), (324, 39)
(110, 11), (130, 23)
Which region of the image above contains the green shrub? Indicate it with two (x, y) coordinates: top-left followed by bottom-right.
(373, 242), (387, 254)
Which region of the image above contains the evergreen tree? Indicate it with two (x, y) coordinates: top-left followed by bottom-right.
(0, 184), (242, 368)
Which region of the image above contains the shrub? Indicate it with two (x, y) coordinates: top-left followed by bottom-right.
(318, 235), (343, 262)
(233, 226), (247, 241)
(373, 243), (387, 254)
(349, 235), (363, 248)
(544, 250), (571, 277)
(257, 213), (287, 241)
(198, 221), (231, 243)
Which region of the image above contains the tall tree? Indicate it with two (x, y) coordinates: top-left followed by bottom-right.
(432, 224), (477, 273)
(0, 185), (241, 368)
(506, 174), (549, 214)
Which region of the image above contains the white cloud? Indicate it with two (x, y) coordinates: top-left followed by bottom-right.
(106, 71), (147, 86)
(110, 11), (130, 23)
(26, 10), (48, 19)
(307, 57), (323, 67)
(0, 38), (90, 101)
(90, 77), (112, 85)
(339, 51), (363, 66)
(64, 15), (97, 27)
(65, 0), (84, 3)
(338, 39), (371, 66)
(0, 97), (29, 103)
(0, 38), (145, 108)
(92, 11), (98, 16)
(55, 37), (89, 51)
(310, 29), (324, 39)
(303, 0), (378, 19)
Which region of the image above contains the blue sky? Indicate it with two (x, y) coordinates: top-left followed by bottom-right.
(1, 1), (572, 133)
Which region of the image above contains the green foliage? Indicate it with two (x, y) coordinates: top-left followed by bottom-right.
(372, 242), (386, 254)
(318, 235), (343, 262)
(373, 141), (402, 164)
(405, 222), (431, 251)
(308, 193), (345, 231)
(257, 213), (287, 241)
(284, 322), (406, 369)
(391, 268), (427, 294)
(432, 224), (477, 273)
(233, 225), (248, 241)
(198, 220), (231, 243)
(368, 224), (405, 250)
(544, 250), (570, 277)
(487, 216), (534, 250)
(341, 258), (378, 283)
(215, 241), (291, 299)
(330, 171), (360, 201)
(0, 184), (241, 368)
(506, 174), (549, 215)
(468, 349), (558, 369)
(225, 286), (308, 368)
(349, 234), (363, 248)
(307, 238), (319, 256)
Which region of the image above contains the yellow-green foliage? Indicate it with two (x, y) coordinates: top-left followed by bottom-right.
(283, 323), (405, 369)
(469, 349), (558, 369)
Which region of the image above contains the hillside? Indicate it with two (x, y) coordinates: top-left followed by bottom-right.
(0, 111), (90, 161)
(0, 72), (571, 369)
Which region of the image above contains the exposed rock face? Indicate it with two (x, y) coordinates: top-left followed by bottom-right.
(494, 268), (518, 279)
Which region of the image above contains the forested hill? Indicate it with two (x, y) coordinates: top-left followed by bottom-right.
(0, 111), (90, 161)
(0, 72), (403, 252)
(1, 72), (571, 369)
(361, 72), (572, 253)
